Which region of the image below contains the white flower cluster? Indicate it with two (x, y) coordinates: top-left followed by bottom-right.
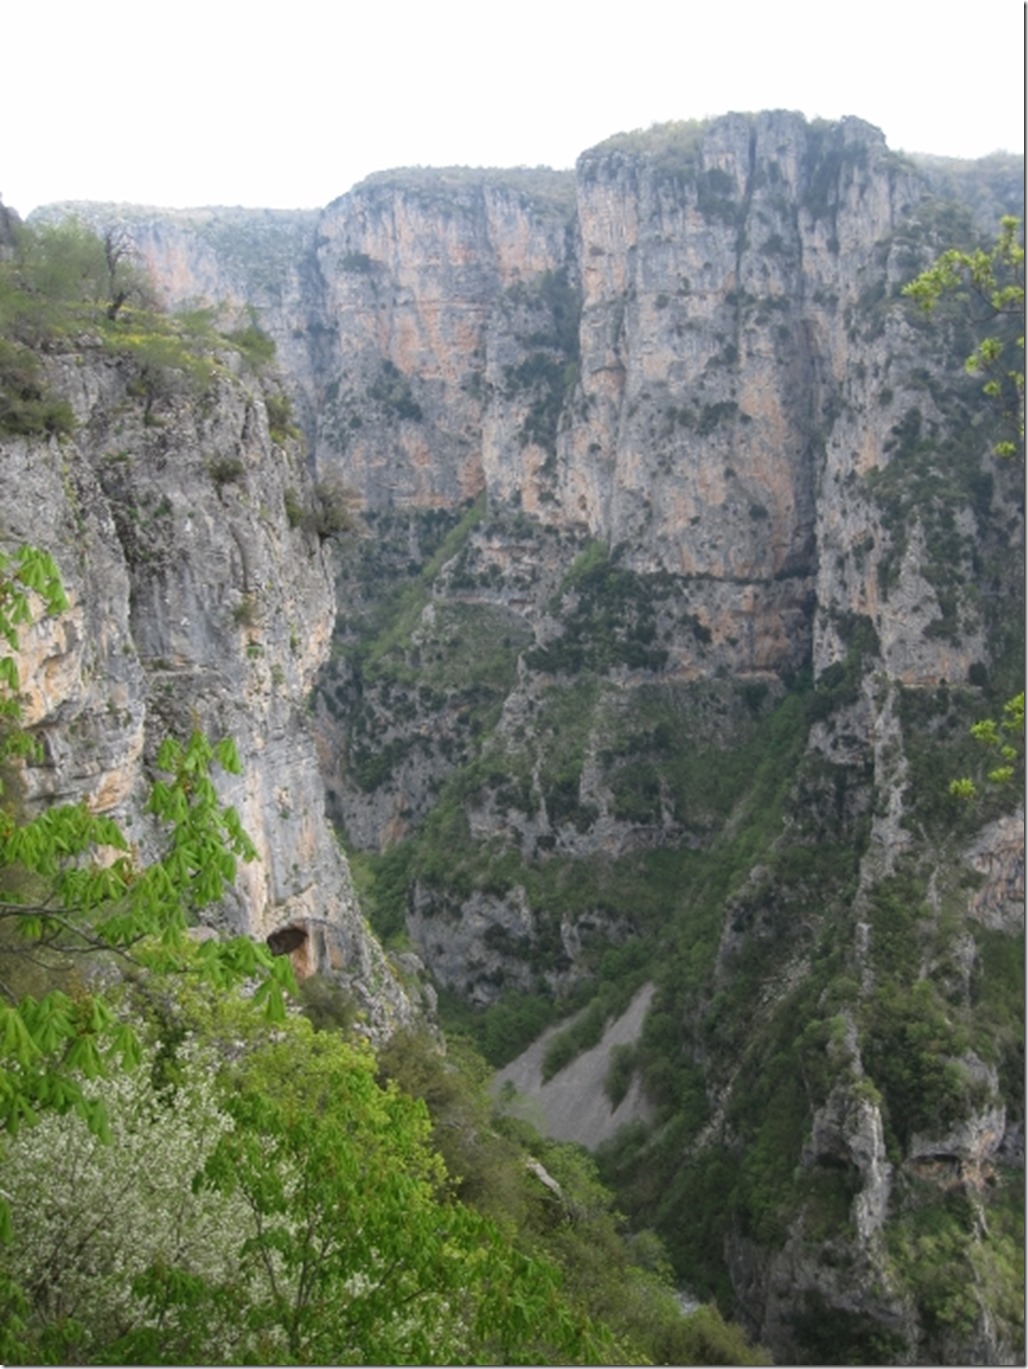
(1, 1034), (254, 1361)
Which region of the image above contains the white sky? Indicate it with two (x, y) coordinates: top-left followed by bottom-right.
(4, 0), (1024, 215)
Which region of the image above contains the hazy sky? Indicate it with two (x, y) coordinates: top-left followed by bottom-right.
(5, 0), (1024, 215)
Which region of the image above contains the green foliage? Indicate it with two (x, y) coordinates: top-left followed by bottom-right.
(265, 389), (298, 443)
(224, 319), (276, 370)
(283, 485), (304, 529)
(295, 971), (360, 1033)
(0, 1020), (249, 1363)
(887, 1179), (1024, 1352)
(436, 985), (558, 1068)
(902, 216), (1025, 801)
(0, 990), (620, 1365)
(903, 214), (1024, 457)
(525, 545), (669, 674)
(188, 1022), (601, 1365)
(0, 550), (295, 1243)
(378, 1024), (767, 1364)
(0, 218), (148, 343)
(0, 217), (267, 431)
(347, 498), (486, 684)
(862, 979), (978, 1154)
(377, 1026), (531, 1223)
(306, 476), (360, 540)
(604, 1041), (637, 1107)
(950, 689), (1024, 798)
(105, 319), (217, 421)
(206, 455), (246, 490)
(0, 340), (75, 437)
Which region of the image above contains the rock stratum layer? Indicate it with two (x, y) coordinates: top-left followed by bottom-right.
(21, 113), (1026, 1364)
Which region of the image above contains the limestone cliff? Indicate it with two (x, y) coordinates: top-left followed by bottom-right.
(53, 116), (1016, 697)
(0, 327), (415, 1034)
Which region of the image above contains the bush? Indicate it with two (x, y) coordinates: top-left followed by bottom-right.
(207, 456), (245, 490)
(224, 321), (276, 370)
(604, 1042), (637, 1107)
(308, 477), (359, 540)
(0, 340), (75, 436)
(283, 485), (304, 528)
(265, 391), (298, 443)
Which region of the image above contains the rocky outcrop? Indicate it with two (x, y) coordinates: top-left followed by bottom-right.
(964, 811), (1026, 933)
(1, 339), (415, 1034)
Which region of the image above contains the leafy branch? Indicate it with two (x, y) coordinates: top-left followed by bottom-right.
(903, 214), (1024, 457)
(0, 548), (295, 1238)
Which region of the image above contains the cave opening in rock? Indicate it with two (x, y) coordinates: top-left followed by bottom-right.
(267, 924), (308, 957)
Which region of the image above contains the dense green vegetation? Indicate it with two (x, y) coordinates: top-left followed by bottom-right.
(326, 394), (1022, 1360)
(0, 980), (602, 1364)
(0, 961), (771, 1364)
(0, 549), (761, 1362)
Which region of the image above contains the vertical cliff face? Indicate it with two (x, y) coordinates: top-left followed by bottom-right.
(26, 114), (1024, 1364)
(560, 115), (916, 678)
(307, 170), (574, 508)
(73, 114), (1006, 691)
(1, 337), (415, 1034)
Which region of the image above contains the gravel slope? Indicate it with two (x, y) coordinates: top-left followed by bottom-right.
(492, 983), (655, 1148)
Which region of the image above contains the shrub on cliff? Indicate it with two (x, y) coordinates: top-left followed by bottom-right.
(0, 339), (74, 436)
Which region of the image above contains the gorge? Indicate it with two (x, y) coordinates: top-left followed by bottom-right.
(5, 110), (1024, 1363)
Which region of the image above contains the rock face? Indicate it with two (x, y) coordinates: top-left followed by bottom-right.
(1, 338), (414, 1035)
(26, 114), (1025, 1364)
(58, 115), (1012, 699)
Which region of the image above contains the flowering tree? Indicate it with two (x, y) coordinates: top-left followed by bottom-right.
(0, 1030), (252, 1362)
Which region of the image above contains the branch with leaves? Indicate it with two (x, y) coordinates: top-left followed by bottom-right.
(0, 546), (295, 1240)
(903, 214), (1024, 458)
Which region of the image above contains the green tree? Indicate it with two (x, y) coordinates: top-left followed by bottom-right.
(0, 546), (294, 1236)
(181, 1020), (615, 1365)
(0, 1022), (252, 1363)
(0, 218), (149, 343)
(0, 548), (617, 1365)
(0, 984), (621, 1365)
